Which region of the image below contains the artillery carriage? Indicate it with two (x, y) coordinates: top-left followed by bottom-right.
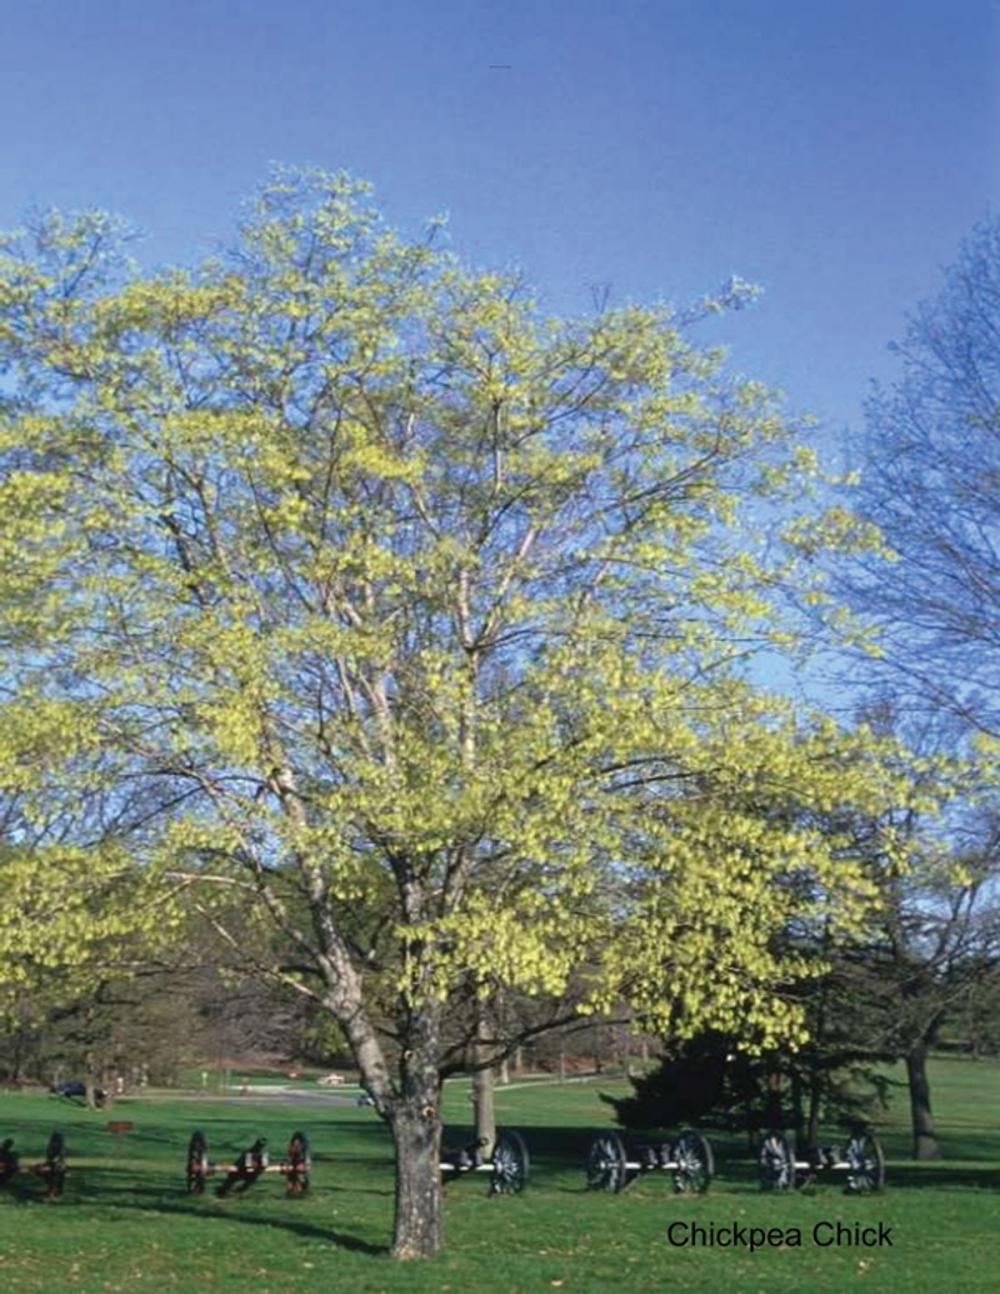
(586, 1128), (714, 1194)
(0, 1130), (67, 1199)
(440, 1128), (530, 1194)
(185, 1129), (312, 1196)
(758, 1127), (885, 1193)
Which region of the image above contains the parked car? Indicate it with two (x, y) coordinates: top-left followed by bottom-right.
(316, 1072), (346, 1086)
(51, 1080), (107, 1106)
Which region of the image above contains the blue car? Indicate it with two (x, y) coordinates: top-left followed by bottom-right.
(51, 1080), (106, 1104)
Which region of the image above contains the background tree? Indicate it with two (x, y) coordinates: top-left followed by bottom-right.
(0, 171), (921, 1258)
(834, 218), (1000, 1150)
(835, 800), (1000, 1159)
(607, 1027), (891, 1148)
(843, 214), (1000, 741)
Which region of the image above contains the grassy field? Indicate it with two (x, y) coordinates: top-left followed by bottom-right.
(1, 1055), (998, 1293)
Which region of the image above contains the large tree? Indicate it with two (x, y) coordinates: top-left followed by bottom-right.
(0, 171), (918, 1257)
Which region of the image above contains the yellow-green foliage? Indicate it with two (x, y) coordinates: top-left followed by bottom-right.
(0, 171), (939, 1050)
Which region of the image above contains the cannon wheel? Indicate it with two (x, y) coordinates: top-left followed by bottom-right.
(586, 1131), (628, 1193)
(490, 1129), (529, 1194)
(286, 1130), (311, 1195)
(186, 1130), (208, 1195)
(672, 1130), (714, 1194)
(759, 1130), (796, 1191)
(845, 1130), (885, 1194)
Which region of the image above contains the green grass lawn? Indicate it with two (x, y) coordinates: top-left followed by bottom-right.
(1, 1056), (998, 1293)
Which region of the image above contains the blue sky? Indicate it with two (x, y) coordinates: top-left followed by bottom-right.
(2, 0), (997, 450)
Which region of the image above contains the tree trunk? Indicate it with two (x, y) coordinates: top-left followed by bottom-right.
(805, 1066), (822, 1153)
(381, 997), (445, 1261)
(906, 1039), (940, 1159)
(472, 1001), (496, 1154)
(389, 1096), (444, 1259)
(764, 1067), (783, 1128)
(84, 1051), (100, 1110)
(473, 1065), (496, 1155)
(790, 1068), (804, 1142)
(621, 1027), (632, 1078)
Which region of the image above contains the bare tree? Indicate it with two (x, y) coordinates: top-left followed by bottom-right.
(844, 215), (1000, 739)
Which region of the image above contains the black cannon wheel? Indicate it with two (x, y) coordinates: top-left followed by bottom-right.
(490, 1129), (529, 1194)
(586, 1131), (628, 1193)
(759, 1130), (796, 1191)
(672, 1130), (714, 1194)
(186, 1131), (208, 1194)
(286, 1130), (311, 1195)
(845, 1130), (885, 1194)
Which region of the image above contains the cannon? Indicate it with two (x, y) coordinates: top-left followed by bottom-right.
(0, 1130), (67, 1199)
(440, 1129), (529, 1194)
(758, 1128), (885, 1193)
(586, 1129), (714, 1194)
(185, 1130), (311, 1197)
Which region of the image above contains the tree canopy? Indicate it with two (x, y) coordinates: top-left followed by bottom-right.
(0, 169), (931, 1255)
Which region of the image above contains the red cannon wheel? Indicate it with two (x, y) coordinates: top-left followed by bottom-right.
(285, 1130), (311, 1196)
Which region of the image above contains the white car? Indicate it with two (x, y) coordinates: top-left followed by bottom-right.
(316, 1072), (346, 1086)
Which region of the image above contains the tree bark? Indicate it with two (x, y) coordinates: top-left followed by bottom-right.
(906, 1039), (940, 1159)
(378, 997), (445, 1260)
(473, 1065), (496, 1155)
(472, 1000), (496, 1154)
(84, 1050), (100, 1110)
(388, 1090), (443, 1259)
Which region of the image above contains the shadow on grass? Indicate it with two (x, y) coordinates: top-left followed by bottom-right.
(12, 1166), (388, 1257)
(0, 1182), (63, 1205)
(885, 1162), (1000, 1190)
(103, 1195), (389, 1256)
